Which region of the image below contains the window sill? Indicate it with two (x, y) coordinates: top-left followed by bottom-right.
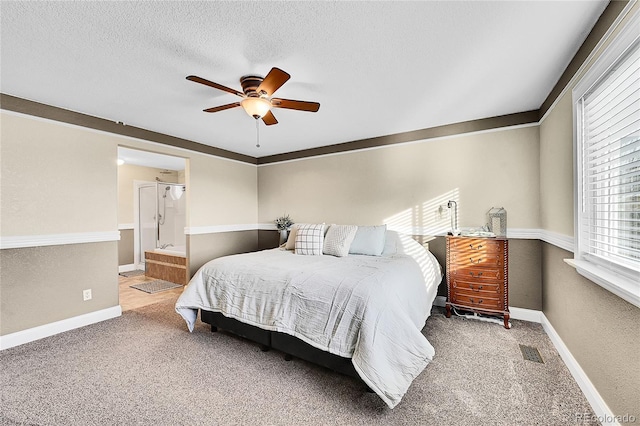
(564, 259), (640, 308)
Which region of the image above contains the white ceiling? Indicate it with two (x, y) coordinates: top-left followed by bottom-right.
(1, 1), (608, 158)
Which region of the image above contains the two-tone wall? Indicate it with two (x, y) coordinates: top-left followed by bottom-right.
(258, 125), (543, 310)
(0, 111), (258, 339)
(537, 3), (640, 419)
(1, 1), (638, 420)
(255, 3), (640, 420)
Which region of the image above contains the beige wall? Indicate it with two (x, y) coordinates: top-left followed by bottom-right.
(1, 113), (117, 235)
(1, 4), (637, 418)
(258, 126), (542, 310)
(117, 163), (179, 225)
(538, 93), (574, 236)
(258, 126), (540, 230)
(0, 111), (259, 336)
(0, 242), (118, 335)
(0, 113), (119, 334)
(188, 231), (258, 276)
(542, 244), (640, 420)
(118, 229), (134, 266)
(188, 155), (257, 227)
(538, 3), (640, 419)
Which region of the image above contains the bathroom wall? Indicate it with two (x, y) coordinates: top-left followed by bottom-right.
(117, 164), (179, 225)
(117, 164), (181, 266)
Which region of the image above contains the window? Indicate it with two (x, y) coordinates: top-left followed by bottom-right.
(573, 10), (640, 308)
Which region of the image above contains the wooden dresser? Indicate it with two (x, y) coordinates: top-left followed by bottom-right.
(445, 236), (510, 329)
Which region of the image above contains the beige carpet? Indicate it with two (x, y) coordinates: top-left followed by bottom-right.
(0, 298), (598, 425)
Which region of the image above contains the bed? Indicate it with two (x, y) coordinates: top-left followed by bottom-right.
(175, 228), (442, 408)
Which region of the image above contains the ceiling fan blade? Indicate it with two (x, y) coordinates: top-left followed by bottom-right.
(271, 98), (320, 112)
(203, 102), (241, 113)
(257, 68), (290, 96)
(261, 110), (278, 126)
(187, 75), (244, 97)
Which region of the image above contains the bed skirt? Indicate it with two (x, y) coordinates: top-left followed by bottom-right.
(199, 309), (360, 380)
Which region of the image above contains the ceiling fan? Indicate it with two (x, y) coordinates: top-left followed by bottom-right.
(186, 67), (320, 126)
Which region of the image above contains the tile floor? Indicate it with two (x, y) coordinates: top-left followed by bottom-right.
(118, 272), (184, 311)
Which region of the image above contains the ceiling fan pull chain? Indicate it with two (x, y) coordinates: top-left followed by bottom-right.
(255, 117), (260, 148)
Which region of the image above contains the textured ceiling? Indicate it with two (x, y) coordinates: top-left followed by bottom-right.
(1, 1), (608, 158)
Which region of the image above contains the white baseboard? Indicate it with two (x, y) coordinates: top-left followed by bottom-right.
(509, 306), (542, 323)
(541, 314), (619, 426)
(434, 296), (541, 324)
(0, 305), (122, 351)
(118, 263), (137, 273)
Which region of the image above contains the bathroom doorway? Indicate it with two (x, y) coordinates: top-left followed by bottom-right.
(117, 146), (187, 310)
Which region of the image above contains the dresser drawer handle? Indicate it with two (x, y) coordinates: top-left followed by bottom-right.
(469, 272), (483, 278)
(469, 284), (484, 292)
(469, 298), (484, 305)
(469, 244), (483, 250)
(469, 257), (482, 264)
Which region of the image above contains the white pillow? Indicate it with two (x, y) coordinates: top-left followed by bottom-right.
(323, 224), (358, 257)
(349, 225), (387, 256)
(294, 224), (325, 255)
(381, 230), (400, 256)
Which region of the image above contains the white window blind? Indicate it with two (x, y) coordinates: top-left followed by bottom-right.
(577, 38), (640, 279)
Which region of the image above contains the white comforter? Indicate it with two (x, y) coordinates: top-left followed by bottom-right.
(175, 233), (441, 408)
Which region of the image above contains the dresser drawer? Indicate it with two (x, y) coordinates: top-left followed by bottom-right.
(449, 266), (504, 282)
(451, 278), (501, 296)
(449, 251), (505, 268)
(450, 293), (503, 310)
(449, 238), (502, 253)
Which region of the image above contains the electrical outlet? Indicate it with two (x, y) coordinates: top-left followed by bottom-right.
(83, 289), (92, 301)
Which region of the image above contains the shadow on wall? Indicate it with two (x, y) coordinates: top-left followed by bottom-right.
(383, 188), (460, 241)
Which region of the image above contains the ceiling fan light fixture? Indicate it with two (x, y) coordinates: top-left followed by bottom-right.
(241, 97), (271, 119)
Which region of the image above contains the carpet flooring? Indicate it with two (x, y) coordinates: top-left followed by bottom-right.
(0, 298), (598, 425)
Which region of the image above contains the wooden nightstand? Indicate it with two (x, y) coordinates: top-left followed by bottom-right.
(445, 235), (510, 329)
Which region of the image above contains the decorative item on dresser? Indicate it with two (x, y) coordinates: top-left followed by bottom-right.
(274, 214), (294, 245)
(445, 235), (510, 329)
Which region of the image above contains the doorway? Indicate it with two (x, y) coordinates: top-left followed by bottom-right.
(117, 146), (187, 311)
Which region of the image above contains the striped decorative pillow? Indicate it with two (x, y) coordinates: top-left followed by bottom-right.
(323, 224), (358, 257)
(294, 224), (325, 255)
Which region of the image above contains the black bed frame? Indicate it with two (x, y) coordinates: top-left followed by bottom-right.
(200, 309), (363, 381)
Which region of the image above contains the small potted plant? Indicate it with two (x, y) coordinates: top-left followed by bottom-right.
(275, 214), (294, 244)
